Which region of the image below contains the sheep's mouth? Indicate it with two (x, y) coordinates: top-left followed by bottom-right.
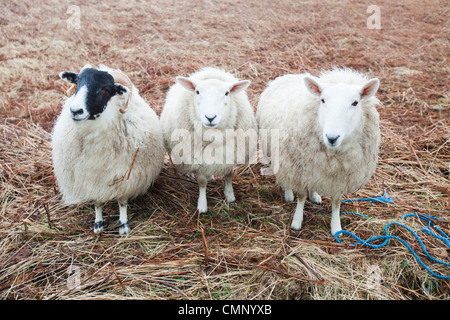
(203, 123), (218, 129)
(71, 115), (89, 122)
(324, 141), (341, 148)
(324, 140), (343, 149)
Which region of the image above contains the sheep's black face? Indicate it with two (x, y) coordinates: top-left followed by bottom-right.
(77, 69), (117, 120)
(60, 68), (126, 122)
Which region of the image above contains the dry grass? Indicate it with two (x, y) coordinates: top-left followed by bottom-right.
(0, 0), (449, 300)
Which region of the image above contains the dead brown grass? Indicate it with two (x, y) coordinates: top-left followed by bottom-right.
(0, 0), (449, 300)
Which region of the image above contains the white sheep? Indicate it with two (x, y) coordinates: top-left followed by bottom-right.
(257, 68), (380, 235)
(52, 64), (165, 235)
(160, 67), (257, 213)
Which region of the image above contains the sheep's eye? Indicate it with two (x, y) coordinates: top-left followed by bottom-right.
(100, 87), (110, 95)
(225, 91), (229, 96)
(196, 90), (200, 95)
(321, 99), (325, 103)
(351, 100), (358, 107)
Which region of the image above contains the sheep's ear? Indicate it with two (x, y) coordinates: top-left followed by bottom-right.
(360, 78), (380, 99)
(115, 84), (129, 96)
(230, 80), (250, 94)
(304, 76), (322, 96)
(176, 76), (196, 91)
(59, 71), (79, 84)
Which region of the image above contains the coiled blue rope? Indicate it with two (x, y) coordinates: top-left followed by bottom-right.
(335, 196), (450, 279)
(334, 191), (450, 279)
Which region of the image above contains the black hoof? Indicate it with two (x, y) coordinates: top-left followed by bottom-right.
(94, 221), (104, 234)
(119, 221), (130, 235)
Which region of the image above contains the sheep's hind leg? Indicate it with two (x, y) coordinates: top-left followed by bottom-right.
(309, 190), (322, 205)
(224, 173), (235, 203)
(197, 174), (208, 213)
(118, 201), (130, 235)
(330, 196), (342, 236)
(284, 189), (295, 202)
(290, 193), (307, 231)
(94, 203), (104, 234)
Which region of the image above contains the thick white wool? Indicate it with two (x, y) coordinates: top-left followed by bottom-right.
(257, 68), (380, 199)
(160, 67), (257, 177)
(52, 75), (164, 205)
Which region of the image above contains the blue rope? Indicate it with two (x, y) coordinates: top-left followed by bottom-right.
(335, 213), (450, 280)
(340, 211), (370, 218)
(402, 214), (450, 248)
(342, 190), (394, 204)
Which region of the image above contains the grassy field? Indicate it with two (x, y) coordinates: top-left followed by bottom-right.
(0, 0), (449, 300)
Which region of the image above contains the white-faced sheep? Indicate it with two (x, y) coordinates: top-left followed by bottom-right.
(160, 67), (257, 213)
(52, 64), (165, 235)
(257, 68), (380, 235)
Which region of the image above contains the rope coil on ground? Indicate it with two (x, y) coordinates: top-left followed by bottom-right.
(335, 192), (450, 280)
(342, 190), (394, 204)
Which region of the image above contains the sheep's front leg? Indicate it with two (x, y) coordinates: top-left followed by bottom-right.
(118, 201), (130, 235)
(197, 174), (208, 213)
(330, 196), (342, 236)
(224, 173), (235, 203)
(290, 193), (307, 231)
(94, 203), (104, 234)
(284, 189), (295, 202)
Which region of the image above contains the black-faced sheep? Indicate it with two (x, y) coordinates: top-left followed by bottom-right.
(52, 64), (165, 235)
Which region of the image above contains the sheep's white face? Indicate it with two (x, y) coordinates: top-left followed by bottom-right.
(304, 76), (379, 148)
(176, 77), (250, 129)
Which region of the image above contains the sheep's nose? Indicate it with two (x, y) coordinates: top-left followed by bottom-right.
(205, 114), (217, 124)
(71, 108), (84, 116)
(326, 134), (340, 146)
